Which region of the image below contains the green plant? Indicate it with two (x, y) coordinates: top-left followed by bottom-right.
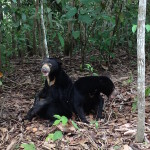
(46, 115), (79, 143)
(46, 130), (63, 142)
(81, 63), (98, 76)
(114, 145), (121, 150)
(123, 72), (133, 85)
(71, 120), (79, 130)
(132, 24), (137, 33)
(132, 24), (150, 33)
(127, 72), (133, 84)
(53, 115), (68, 126)
(132, 97), (138, 112)
(21, 143), (36, 150)
(145, 86), (150, 97)
(90, 120), (99, 129)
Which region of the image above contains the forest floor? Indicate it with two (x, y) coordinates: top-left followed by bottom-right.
(0, 51), (150, 150)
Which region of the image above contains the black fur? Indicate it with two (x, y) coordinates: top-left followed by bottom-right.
(24, 58), (73, 123)
(71, 76), (115, 123)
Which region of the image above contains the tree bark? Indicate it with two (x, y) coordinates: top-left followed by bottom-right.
(33, 0), (39, 55)
(0, 2), (3, 69)
(41, 0), (49, 58)
(37, 19), (43, 57)
(0, 2), (3, 44)
(11, 0), (17, 54)
(136, 0), (147, 143)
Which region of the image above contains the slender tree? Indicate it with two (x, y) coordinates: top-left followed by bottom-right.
(0, 2), (3, 69)
(41, 0), (49, 58)
(33, 0), (39, 55)
(136, 0), (147, 142)
(11, 0), (17, 52)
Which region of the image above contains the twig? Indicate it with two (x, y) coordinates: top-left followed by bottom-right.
(6, 139), (17, 150)
(104, 98), (116, 125)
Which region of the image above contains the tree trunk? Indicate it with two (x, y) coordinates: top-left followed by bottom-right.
(0, 2), (3, 44)
(33, 0), (39, 55)
(25, 32), (32, 55)
(41, 0), (49, 58)
(136, 0), (147, 143)
(0, 2), (3, 69)
(37, 19), (43, 57)
(11, 0), (17, 55)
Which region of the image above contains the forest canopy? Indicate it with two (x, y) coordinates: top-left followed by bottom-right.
(0, 0), (150, 69)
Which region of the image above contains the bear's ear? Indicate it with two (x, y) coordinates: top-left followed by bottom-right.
(56, 59), (62, 66)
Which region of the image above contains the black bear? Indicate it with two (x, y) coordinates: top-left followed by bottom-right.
(24, 58), (115, 124)
(71, 76), (115, 123)
(24, 58), (73, 123)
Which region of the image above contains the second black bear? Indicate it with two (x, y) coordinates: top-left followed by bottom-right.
(72, 76), (115, 123)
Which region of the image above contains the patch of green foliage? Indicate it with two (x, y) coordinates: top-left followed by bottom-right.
(53, 115), (68, 126)
(21, 143), (36, 150)
(46, 130), (63, 141)
(46, 115), (80, 142)
(71, 120), (79, 130)
(90, 120), (99, 129)
(145, 86), (150, 97)
(80, 63), (98, 76)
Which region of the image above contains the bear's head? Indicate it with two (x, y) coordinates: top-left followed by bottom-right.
(41, 58), (62, 77)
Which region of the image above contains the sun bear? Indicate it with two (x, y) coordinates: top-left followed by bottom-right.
(24, 58), (73, 124)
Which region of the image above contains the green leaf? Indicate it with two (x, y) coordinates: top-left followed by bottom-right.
(92, 73), (98, 76)
(132, 25), (137, 33)
(95, 121), (98, 129)
(53, 131), (63, 141)
(145, 86), (150, 97)
(90, 67), (94, 72)
(58, 33), (64, 47)
(47, 8), (51, 13)
(78, 14), (93, 24)
(61, 116), (68, 125)
(65, 7), (77, 19)
(0, 81), (2, 86)
(71, 120), (79, 130)
(22, 13), (26, 22)
(46, 134), (54, 141)
(72, 31), (80, 39)
(85, 64), (91, 69)
(21, 143), (36, 150)
(146, 24), (150, 32)
(54, 114), (61, 119)
(114, 145), (120, 150)
(12, 0), (17, 3)
(53, 120), (61, 126)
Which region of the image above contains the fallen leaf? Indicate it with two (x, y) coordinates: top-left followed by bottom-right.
(0, 72), (3, 78)
(32, 128), (38, 132)
(124, 130), (136, 136)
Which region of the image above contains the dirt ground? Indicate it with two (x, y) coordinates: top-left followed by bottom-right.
(0, 52), (150, 150)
